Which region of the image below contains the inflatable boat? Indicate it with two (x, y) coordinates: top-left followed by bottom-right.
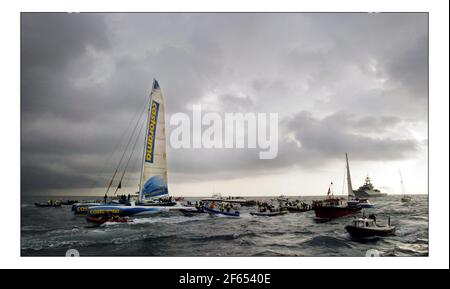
(204, 206), (240, 217)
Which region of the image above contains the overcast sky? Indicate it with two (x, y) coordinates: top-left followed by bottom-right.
(21, 13), (428, 197)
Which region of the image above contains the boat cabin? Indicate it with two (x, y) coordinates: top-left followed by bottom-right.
(351, 218), (377, 228)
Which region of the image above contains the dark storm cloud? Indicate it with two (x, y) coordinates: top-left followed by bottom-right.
(282, 111), (419, 161)
(21, 13), (111, 69)
(167, 110), (419, 182)
(21, 13), (428, 194)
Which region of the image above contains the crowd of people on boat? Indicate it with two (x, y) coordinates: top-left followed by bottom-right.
(194, 201), (205, 210)
(157, 196), (174, 203)
(103, 194), (132, 204)
(283, 200), (311, 210)
(312, 198), (343, 208)
(118, 194), (131, 204)
(256, 201), (276, 212)
(208, 201), (236, 213)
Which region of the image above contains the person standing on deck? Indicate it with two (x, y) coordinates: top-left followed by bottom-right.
(104, 193), (107, 204)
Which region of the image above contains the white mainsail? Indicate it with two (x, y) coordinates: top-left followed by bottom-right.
(139, 79), (168, 201)
(346, 153), (355, 198)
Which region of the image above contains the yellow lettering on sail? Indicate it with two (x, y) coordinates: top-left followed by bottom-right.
(145, 101), (159, 163)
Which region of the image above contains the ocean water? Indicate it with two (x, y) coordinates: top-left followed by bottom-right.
(21, 195), (428, 257)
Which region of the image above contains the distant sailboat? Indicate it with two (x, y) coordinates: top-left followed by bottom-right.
(87, 79), (177, 218)
(399, 170), (412, 202)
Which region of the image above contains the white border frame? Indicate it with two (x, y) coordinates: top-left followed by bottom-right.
(1, 0), (448, 269)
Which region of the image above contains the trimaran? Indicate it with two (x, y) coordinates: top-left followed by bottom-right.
(87, 79), (183, 217)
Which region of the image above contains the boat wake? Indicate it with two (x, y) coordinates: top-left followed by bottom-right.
(300, 235), (354, 249)
(126, 214), (208, 225)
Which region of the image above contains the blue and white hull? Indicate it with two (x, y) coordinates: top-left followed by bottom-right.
(72, 203), (106, 214)
(87, 205), (168, 217)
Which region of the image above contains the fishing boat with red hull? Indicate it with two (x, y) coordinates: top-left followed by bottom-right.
(313, 198), (361, 220)
(313, 153), (362, 221)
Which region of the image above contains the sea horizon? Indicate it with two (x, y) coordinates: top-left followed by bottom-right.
(22, 193), (429, 199)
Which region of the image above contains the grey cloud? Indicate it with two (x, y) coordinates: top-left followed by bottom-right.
(21, 13), (428, 195)
(166, 110), (420, 183)
(21, 13), (111, 70)
(218, 94), (255, 112)
(283, 111), (419, 162)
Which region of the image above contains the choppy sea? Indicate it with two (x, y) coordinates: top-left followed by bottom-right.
(21, 195), (428, 257)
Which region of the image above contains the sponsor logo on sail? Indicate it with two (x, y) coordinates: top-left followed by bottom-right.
(146, 100), (160, 163)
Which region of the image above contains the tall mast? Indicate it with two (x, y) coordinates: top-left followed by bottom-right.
(138, 80), (155, 201)
(346, 153), (354, 198)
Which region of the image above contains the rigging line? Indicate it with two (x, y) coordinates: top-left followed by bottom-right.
(113, 111), (147, 196)
(121, 129), (146, 194)
(100, 100), (147, 176)
(132, 134), (146, 190)
(136, 129), (148, 193)
(116, 106), (148, 174)
(88, 96), (149, 189)
(105, 100), (148, 195)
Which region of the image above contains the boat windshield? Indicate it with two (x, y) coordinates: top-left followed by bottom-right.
(354, 219), (376, 227)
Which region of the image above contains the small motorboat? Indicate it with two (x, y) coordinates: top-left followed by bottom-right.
(35, 202), (61, 207)
(250, 209), (288, 217)
(86, 215), (131, 224)
(357, 198), (374, 208)
(348, 198), (374, 208)
(345, 215), (395, 237)
(203, 206), (240, 217)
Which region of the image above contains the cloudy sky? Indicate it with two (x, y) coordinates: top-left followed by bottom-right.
(21, 13), (428, 197)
